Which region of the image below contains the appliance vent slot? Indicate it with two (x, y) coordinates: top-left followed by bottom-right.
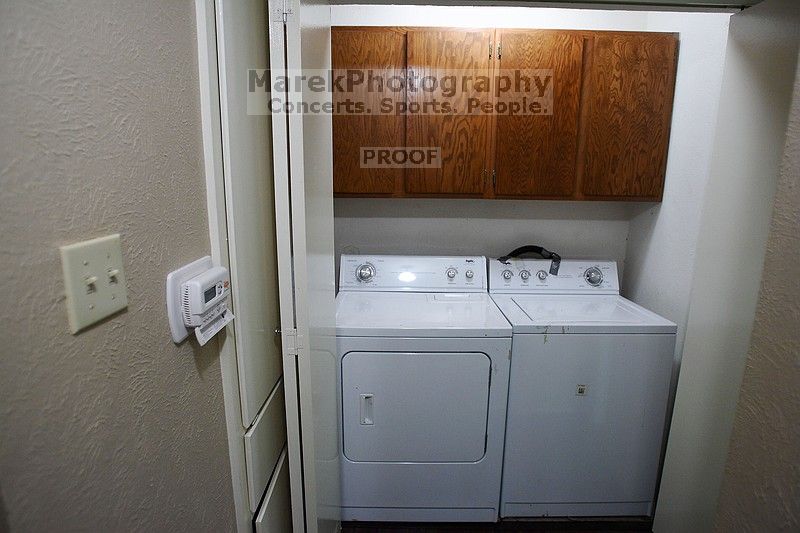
(181, 285), (192, 323)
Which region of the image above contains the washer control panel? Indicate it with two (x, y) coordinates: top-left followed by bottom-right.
(340, 255), (487, 292)
(489, 258), (619, 294)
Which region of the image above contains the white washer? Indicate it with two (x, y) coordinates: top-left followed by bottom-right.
(336, 255), (512, 522)
(489, 258), (676, 518)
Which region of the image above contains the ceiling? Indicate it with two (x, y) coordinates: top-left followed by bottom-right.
(523, 0), (759, 6)
(332, 0), (763, 9)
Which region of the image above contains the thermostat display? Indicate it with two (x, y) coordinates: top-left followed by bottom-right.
(204, 285), (217, 303)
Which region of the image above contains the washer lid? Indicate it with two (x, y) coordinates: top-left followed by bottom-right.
(336, 291), (512, 337)
(492, 294), (676, 334)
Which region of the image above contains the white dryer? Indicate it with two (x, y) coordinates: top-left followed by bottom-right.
(489, 258), (676, 518)
(336, 255), (512, 522)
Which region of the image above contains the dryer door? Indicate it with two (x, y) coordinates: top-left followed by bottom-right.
(342, 351), (491, 463)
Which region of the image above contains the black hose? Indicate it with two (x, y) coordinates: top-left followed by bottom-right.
(497, 245), (561, 276)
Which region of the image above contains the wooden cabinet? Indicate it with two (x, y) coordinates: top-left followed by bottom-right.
(331, 27), (678, 201)
(405, 29), (494, 196)
(580, 32), (678, 199)
(332, 28), (406, 195)
(493, 30), (585, 198)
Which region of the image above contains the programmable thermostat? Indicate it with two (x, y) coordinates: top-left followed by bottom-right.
(166, 256), (234, 346)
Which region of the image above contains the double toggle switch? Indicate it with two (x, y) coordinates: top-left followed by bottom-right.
(60, 234), (128, 333)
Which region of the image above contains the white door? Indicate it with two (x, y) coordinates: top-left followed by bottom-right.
(268, 0), (341, 531)
(208, 0), (337, 528)
(213, 0), (292, 528)
(216, 0), (283, 430)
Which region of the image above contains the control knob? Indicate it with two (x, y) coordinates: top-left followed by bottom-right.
(519, 270), (531, 281)
(537, 270), (548, 281)
(584, 266), (603, 287)
(446, 267), (458, 279)
(465, 269), (474, 279)
(502, 269), (513, 280)
(356, 263), (375, 283)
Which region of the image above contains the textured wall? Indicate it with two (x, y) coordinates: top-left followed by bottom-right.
(0, 1), (235, 531)
(714, 57), (800, 532)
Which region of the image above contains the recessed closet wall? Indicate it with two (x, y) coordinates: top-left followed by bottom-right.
(335, 199), (633, 277)
(330, 3), (800, 531)
(331, 5), (731, 334)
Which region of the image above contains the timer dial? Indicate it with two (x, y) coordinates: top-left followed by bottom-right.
(584, 266), (603, 287)
(356, 263), (376, 282)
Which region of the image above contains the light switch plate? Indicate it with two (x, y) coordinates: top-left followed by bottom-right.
(60, 234), (128, 333)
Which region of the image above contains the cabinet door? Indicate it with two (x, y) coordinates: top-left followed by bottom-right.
(332, 28), (406, 195)
(405, 29), (494, 196)
(494, 30), (584, 198)
(581, 32), (678, 199)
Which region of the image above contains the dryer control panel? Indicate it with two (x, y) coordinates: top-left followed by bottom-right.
(340, 255), (486, 292)
(489, 258), (619, 294)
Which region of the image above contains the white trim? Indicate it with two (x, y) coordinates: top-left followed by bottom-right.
(283, 1), (323, 529)
(194, 0), (251, 531)
(265, 0), (307, 528)
(283, 1), (340, 530)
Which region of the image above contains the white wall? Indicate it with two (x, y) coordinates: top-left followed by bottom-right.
(618, 14), (731, 527)
(654, 1), (800, 531)
(333, 4), (654, 28)
(335, 198), (634, 276)
(622, 13), (730, 355)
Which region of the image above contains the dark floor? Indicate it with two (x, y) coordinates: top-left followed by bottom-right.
(342, 519), (653, 533)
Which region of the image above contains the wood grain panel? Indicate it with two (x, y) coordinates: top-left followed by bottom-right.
(405, 29), (493, 195)
(494, 30), (584, 197)
(332, 28), (405, 195)
(581, 32), (678, 199)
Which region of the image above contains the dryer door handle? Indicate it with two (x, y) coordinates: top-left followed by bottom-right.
(359, 393), (374, 425)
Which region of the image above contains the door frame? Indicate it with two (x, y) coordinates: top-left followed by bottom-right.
(264, 0), (310, 527)
(268, 0), (340, 529)
(194, 0), (255, 530)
